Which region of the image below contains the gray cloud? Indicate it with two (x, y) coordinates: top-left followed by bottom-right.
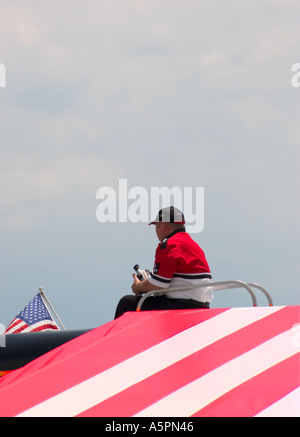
(0, 0), (299, 328)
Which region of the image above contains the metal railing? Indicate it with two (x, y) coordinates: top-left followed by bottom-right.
(136, 280), (273, 311)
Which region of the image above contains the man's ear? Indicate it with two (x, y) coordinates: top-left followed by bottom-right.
(161, 222), (168, 232)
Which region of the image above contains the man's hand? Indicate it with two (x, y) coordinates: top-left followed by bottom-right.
(131, 274), (163, 296)
(131, 273), (143, 295)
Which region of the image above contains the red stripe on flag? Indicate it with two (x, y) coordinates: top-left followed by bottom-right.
(7, 321), (28, 334)
(11, 325), (28, 334)
(5, 320), (19, 331)
(30, 324), (59, 333)
(77, 306), (299, 417)
(0, 308), (228, 417)
(193, 354), (300, 417)
(4, 319), (24, 334)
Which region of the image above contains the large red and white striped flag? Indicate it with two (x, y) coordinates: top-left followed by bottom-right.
(0, 306), (299, 417)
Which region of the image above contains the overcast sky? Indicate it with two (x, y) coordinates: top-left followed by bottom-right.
(0, 0), (299, 330)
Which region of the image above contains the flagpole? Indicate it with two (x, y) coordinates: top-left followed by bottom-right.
(38, 288), (66, 331)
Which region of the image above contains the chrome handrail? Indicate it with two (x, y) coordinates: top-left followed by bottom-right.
(247, 283), (273, 306)
(136, 280), (273, 311)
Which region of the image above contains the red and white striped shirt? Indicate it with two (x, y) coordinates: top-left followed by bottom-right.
(148, 229), (213, 302)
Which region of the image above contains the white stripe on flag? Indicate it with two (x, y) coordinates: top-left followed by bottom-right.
(255, 387), (300, 417)
(7, 320), (27, 334)
(22, 321), (58, 333)
(17, 307), (282, 417)
(134, 328), (299, 417)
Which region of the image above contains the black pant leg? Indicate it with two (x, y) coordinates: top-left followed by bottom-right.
(114, 295), (140, 319)
(114, 294), (209, 319)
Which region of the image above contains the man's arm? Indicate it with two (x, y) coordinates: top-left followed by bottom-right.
(131, 274), (164, 296)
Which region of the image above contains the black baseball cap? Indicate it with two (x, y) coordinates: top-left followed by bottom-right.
(149, 206), (185, 225)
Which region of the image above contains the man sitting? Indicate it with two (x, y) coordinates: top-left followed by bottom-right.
(114, 206), (213, 318)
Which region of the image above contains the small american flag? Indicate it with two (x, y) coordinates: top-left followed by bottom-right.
(5, 293), (59, 334)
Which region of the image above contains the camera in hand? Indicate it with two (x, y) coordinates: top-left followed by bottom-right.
(133, 264), (150, 281)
